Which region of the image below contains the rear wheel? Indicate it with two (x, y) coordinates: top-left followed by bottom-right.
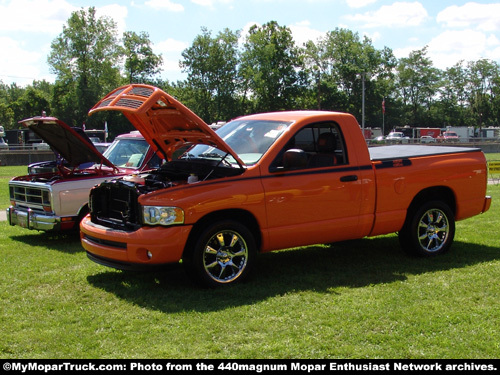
(183, 220), (256, 287)
(399, 201), (455, 256)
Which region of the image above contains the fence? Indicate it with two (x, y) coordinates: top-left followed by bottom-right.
(489, 161), (500, 185)
(0, 150), (54, 166)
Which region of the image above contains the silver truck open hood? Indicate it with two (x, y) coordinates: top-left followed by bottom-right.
(88, 84), (245, 167)
(19, 116), (114, 169)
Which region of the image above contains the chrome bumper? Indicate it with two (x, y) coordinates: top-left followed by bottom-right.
(7, 206), (61, 231)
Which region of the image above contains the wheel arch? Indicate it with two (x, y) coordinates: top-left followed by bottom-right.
(77, 203), (89, 220)
(183, 209), (262, 257)
(406, 186), (456, 220)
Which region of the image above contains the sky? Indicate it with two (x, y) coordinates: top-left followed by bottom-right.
(1, 0), (500, 87)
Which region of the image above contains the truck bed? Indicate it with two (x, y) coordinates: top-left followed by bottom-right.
(368, 145), (480, 161)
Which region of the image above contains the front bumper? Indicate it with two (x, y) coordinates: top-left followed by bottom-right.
(80, 215), (193, 268)
(6, 206), (75, 231)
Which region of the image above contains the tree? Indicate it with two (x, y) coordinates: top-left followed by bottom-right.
(303, 29), (397, 129)
(0, 82), (24, 129)
(396, 46), (441, 126)
(240, 21), (305, 112)
(467, 59), (500, 128)
(180, 27), (240, 123)
(47, 7), (122, 126)
(438, 61), (470, 126)
(10, 87), (51, 123)
(122, 31), (163, 84)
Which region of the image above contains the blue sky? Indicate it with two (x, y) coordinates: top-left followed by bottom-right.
(1, 0), (500, 86)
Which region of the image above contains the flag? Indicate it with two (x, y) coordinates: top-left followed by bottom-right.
(382, 99), (386, 114)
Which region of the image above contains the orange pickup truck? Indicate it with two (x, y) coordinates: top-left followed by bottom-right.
(80, 84), (491, 287)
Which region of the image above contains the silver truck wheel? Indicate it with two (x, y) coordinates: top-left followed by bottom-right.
(184, 221), (256, 287)
(399, 201), (455, 256)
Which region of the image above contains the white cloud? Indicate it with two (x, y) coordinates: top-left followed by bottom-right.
(437, 3), (500, 32)
(156, 38), (189, 53)
(0, 37), (53, 85)
(0, 0), (75, 33)
(191, 0), (234, 6)
(96, 4), (128, 36)
(364, 31), (381, 43)
(346, 0), (376, 9)
(239, 20), (325, 47)
(428, 29), (500, 69)
(289, 21), (325, 46)
(346, 1), (428, 28)
(191, 0), (214, 7)
(145, 0), (184, 12)
(154, 38), (189, 80)
(0, 1), (128, 86)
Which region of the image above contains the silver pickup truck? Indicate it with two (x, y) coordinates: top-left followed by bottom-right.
(7, 116), (161, 231)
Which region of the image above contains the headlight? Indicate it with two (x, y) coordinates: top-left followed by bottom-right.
(142, 206), (184, 226)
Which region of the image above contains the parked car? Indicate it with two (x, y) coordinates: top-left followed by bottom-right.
(93, 142), (111, 154)
(437, 131), (459, 142)
(7, 117), (161, 232)
(0, 138), (8, 150)
(370, 135), (385, 144)
(81, 84), (491, 287)
(420, 136), (436, 144)
(386, 132), (410, 144)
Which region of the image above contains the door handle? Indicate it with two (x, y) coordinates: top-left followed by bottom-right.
(340, 175), (358, 182)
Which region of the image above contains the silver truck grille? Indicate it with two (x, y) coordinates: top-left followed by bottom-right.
(10, 185), (51, 206)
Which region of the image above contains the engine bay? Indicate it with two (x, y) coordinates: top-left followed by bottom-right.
(128, 158), (245, 194)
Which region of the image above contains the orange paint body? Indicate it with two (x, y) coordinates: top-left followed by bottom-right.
(80, 85), (491, 268)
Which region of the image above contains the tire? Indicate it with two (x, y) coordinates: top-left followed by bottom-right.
(399, 200), (455, 257)
(183, 220), (256, 287)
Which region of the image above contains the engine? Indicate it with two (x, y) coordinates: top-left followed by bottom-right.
(88, 158), (244, 231)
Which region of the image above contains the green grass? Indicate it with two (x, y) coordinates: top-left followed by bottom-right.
(0, 166), (499, 359)
(0, 166), (25, 210)
(485, 153), (500, 161)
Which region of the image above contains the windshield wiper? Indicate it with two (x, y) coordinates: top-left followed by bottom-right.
(199, 152), (223, 159)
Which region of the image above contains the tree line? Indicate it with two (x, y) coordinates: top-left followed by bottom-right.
(1, 7), (499, 140)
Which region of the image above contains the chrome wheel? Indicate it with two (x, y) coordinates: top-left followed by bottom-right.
(417, 208), (450, 253)
(399, 200), (455, 257)
(184, 220), (256, 287)
(203, 230), (249, 284)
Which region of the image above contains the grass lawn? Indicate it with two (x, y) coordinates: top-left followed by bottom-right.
(0, 164), (499, 359)
(0, 166), (26, 210)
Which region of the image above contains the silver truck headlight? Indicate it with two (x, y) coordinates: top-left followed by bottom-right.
(143, 206), (184, 226)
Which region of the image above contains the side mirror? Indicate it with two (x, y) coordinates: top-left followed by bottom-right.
(283, 149), (307, 169)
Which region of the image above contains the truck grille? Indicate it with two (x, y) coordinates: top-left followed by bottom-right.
(89, 180), (141, 231)
(10, 185), (51, 206)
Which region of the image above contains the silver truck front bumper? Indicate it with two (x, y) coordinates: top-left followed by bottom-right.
(7, 206), (62, 231)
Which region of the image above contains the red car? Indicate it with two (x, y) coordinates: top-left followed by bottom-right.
(437, 131), (459, 142)
(8, 117), (161, 232)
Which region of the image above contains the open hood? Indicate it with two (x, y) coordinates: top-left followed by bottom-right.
(89, 84), (245, 166)
(19, 116), (115, 169)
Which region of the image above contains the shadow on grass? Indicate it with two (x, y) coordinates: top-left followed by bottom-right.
(86, 235), (500, 313)
(9, 230), (82, 254)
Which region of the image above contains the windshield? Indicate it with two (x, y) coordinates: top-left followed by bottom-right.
(103, 138), (150, 168)
(183, 119), (291, 166)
